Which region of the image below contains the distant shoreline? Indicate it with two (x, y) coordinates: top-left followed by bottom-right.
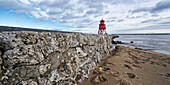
(0, 26), (76, 33)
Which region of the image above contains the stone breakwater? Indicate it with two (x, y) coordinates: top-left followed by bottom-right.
(0, 32), (114, 85)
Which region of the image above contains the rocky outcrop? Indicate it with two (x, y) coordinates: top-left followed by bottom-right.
(0, 32), (114, 85)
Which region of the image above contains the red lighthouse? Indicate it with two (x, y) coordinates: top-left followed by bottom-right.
(98, 19), (107, 35)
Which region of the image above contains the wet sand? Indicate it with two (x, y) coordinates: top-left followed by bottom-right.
(79, 46), (170, 85)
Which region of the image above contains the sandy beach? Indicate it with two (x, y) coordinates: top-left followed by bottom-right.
(79, 46), (170, 85)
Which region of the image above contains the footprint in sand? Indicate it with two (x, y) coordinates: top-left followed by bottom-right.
(134, 60), (140, 64)
(160, 73), (170, 79)
(116, 79), (131, 85)
(106, 63), (115, 67)
(150, 61), (167, 67)
(93, 66), (110, 74)
(124, 64), (133, 70)
(168, 60), (170, 64)
(92, 76), (107, 83)
(161, 64), (167, 67)
(106, 70), (120, 77)
(125, 60), (132, 64)
(150, 61), (156, 64)
(132, 64), (142, 68)
(125, 60), (142, 68)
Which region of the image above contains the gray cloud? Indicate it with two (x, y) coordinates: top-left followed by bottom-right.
(104, 11), (110, 14)
(0, 0), (33, 12)
(47, 10), (63, 15)
(151, 0), (170, 13)
(110, 17), (117, 19)
(108, 24), (114, 26)
(132, 0), (170, 13)
(160, 22), (170, 24)
(76, 19), (95, 28)
(107, 19), (116, 22)
(76, 25), (86, 28)
(60, 14), (81, 20)
(82, 19), (91, 23)
(38, 0), (71, 8)
(126, 15), (147, 19)
(141, 19), (159, 23)
(102, 0), (136, 5)
(151, 14), (159, 17)
(0, 0), (21, 9)
(94, 14), (102, 18)
(117, 19), (123, 22)
(132, 7), (152, 13)
(85, 10), (100, 15)
(60, 20), (68, 24)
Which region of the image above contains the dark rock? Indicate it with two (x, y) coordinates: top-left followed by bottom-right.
(112, 41), (123, 44)
(112, 35), (119, 40)
(130, 41), (134, 43)
(127, 73), (136, 78)
(135, 47), (143, 50)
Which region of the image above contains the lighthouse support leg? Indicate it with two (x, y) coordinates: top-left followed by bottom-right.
(103, 29), (107, 35)
(98, 29), (107, 35)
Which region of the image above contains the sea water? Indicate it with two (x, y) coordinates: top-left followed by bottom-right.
(114, 35), (170, 55)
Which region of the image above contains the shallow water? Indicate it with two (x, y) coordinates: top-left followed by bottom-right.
(114, 35), (170, 55)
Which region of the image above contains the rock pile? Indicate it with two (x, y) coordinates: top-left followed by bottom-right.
(0, 32), (114, 85)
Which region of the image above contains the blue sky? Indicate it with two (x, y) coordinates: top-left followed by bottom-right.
(0, 9), (75, 31)
(0, 0), (170, 34)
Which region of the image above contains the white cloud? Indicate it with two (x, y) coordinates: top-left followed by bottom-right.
(18, 0), (30, 4)
(31, 11), (41, 18)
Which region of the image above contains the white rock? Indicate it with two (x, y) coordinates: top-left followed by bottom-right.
(39, 64), (51, 75)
